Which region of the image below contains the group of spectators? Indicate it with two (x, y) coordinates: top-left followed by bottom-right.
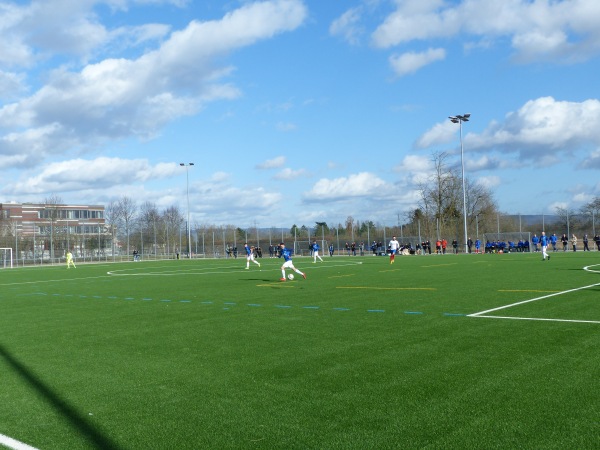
(226, 233), (600, 259)
(533, 233), (600, 252)
(479, 233), (600, 254)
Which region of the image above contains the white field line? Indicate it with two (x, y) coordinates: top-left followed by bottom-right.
(467, 315), (600, 324)
(106, 261), (363, 276)
(0, 433), (39, 450)
(469, 263), (600, 324)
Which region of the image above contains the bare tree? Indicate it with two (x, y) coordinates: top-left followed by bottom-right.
(555, 206), (581, 237)
(580, 197), (600, 235)
(43, 194), (63, 261)
(138, 201), (161, 256)
(415, 151), (497, 243)
(162, 206), (183, 256)
(115, 196), (138, 257)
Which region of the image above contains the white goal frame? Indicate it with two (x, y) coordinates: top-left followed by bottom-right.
(0, 248), (13, 268)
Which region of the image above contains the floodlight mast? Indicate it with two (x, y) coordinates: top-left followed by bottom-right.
(448, 114), (471, 255)
(180, 163), (194, 259)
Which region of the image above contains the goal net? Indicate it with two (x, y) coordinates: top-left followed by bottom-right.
(481, 232), (531, 253)
(1, 248), (13, 268)
(293, 240), (328, 257)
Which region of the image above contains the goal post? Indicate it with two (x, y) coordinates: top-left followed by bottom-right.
(294, 240), (328, 257)
(0, 248), (13, 268)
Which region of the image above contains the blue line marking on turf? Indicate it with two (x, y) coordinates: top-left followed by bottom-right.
(201, 301), (213, 304)
(247, 303), (261, 307)
(53, 294), (60, 296)
(108, 296), (118, 299)
(180, 300), (191, 303)
(160, 299), (171, 302)
(224, 302), (236, 305)
(275, 305), (292, 309)
(79, 295), (87, 298)
(93, 295), (102, 299)
(368, 309), (386, 313)
(333, 307), (351, 311)
(142, 298), (153, 301)
(124, 297), (135, 300)
(443, 313), (466, 316)
(303, 306), (320, 309)
(404, 311), (423, 315)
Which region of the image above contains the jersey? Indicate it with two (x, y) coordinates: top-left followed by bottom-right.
(245, 245), (251, 256)
(311, 243), (320, 252)
(540, 235), (548, 247)
(279, 247), (293, 262)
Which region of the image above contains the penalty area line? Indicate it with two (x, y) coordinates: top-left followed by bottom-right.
(0, 433), (39, 450)
(469, 281), (600, 318)
(337, 286), (436, 291)
(467, 315), (600, 324)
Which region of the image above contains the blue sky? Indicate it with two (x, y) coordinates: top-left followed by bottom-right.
(1, 0), (599, 229)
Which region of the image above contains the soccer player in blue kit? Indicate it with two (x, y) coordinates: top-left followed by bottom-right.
(244, 243), (261, 269)
(311, 240), (324, 263)
(540, 231), (550, 261)
(278, 243), (306, 281)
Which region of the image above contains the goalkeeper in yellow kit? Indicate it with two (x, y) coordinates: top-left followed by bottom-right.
(66, 250), (76, 269)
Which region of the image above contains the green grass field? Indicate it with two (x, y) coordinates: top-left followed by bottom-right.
(1, 251), (599, 449)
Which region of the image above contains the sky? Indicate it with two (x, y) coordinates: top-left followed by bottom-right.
(1, 0), (599, 229)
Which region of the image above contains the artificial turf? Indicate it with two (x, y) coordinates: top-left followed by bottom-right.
(0, 252), (599, 449)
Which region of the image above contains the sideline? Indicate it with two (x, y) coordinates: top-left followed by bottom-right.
(0, 433), (39, 450)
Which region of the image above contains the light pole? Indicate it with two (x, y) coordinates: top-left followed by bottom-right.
(449, 113), (471, 254)
(179, 162), (194, 258)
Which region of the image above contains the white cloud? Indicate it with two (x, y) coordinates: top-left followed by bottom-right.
(416, 97), (600, 166)
(389, 47), (445, 76)
(468, 97), (600, 158)
(256, 156), (286, 169)
(584, 148), (600, 169)
(394, 154), (431, 173)
(0, 0), (308, 169)
(0, 70), (27, 100)
(371, 0), (600, 63)
(476, 175), (501, 190)
(415, 120), (457, 149)
(273, 167), (307, 180)
(330, 7), (364, 45)
(6, 157), (179, 195)
(303, 172), (397, 201)
(276, 121), (297, 132)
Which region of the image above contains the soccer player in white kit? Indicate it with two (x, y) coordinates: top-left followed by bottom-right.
(540, 231), (550, 261)
(389, 236), (400, 264)
(244, 243), (261, 269)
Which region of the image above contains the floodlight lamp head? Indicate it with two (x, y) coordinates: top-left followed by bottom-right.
(464, 113), (471, 118)
(179, 163), (185, 166)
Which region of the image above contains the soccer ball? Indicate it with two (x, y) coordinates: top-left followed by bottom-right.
(287, 273), (294, 280)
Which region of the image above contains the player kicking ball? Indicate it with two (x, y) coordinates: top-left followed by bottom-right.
(278, 243), (306, 281)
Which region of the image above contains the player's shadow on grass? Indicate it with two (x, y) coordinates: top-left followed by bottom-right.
(0, 344), (122, 450)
